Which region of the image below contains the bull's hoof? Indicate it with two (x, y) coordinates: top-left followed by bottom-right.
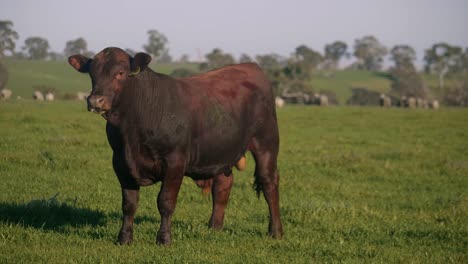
(268, 222), (283, 239)
(156, 232), (172, 246)
(269, 231), (283, 239)
(117, 232), (133, 245)
(268, 228), (283, 239)
(208, 222), (223, 231)
(208, 220), (224, 231)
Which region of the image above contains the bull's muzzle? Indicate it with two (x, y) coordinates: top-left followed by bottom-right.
(87, 95), (106, 113)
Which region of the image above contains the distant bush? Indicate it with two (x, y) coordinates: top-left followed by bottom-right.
(444, 78), (468, 106)
(170, 68), (197, 78)
(280, 80), (314, 104)
(346, 87), (382, 106)
(389, 65), (428, 98)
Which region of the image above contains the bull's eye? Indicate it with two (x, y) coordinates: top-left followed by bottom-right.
(116, 71), (125, 79)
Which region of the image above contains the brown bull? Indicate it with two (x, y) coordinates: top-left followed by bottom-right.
(68, 47), (283, 245)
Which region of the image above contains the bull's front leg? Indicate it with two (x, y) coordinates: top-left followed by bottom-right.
(118, 188), (140, 244)
(156, 157), (184, 245)
(112, 150), (141, 245)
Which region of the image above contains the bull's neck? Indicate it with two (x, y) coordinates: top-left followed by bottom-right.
(116, 69), (177, 129)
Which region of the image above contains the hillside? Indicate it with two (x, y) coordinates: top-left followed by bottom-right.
(1, 58), (447, 103)
(310, 71), (392, 104)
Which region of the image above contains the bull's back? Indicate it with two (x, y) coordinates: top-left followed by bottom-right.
(179, 63), (273, 108)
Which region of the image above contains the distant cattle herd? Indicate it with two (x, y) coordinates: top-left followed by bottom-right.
(274, 93), (439, 109)
(0, 87), (442, 110)
(1, 89), (88, 101)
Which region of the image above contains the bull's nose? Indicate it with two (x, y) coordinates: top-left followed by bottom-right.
(87, 96), (105, 111)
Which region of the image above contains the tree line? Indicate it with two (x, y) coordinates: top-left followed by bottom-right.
(1, 20), (467, 106)
(0, 21), (173, 63)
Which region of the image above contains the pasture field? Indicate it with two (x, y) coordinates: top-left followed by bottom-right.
(0, 101), (467, 263)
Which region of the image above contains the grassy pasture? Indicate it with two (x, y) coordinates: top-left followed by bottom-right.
(0, 101), (467, 263)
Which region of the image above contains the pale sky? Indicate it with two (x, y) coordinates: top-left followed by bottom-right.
(1, 0), (467, 65)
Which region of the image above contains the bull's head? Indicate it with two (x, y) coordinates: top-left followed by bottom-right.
(68, 47), (151, 115)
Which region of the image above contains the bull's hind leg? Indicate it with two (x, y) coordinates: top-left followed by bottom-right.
(250, 138), (283, 239)
(209, 173), (233, 230)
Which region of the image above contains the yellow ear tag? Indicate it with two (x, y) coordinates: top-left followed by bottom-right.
(128, 67), (140, 77)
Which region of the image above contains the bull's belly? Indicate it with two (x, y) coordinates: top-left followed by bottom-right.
(185, 141), (245, 178)
(189, 140), (245, 164)
(185, 164), (233, 179)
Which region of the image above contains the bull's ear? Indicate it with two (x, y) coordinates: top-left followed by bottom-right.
(130, 52), (151, 76)
(68, 55), (92, 73)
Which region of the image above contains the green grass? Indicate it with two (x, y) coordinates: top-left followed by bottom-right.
(0, 101), (467, 263)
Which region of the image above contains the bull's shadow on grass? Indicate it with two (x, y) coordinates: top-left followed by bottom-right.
(0, 195), (106, 231)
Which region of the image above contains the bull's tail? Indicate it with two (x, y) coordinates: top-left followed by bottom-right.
(253, 168), (262, 198)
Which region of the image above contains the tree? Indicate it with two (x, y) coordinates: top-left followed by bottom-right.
(143, 30), (169, 60)
(353, 35), (388, 71)
(255, 53), (284, 71)
(200, 48), (235, 71)
(0, 20), (19, 59)
(390, 63), (427, 98)
(23, 37), (49, 60)
(282, 59), (312, 81)
(64, 37), (87, 57)
(424, 43), (463, 90)
(239, 53), (252, 63)
(323, 41), (348, 76)
(324, 41), (348, 66)
(390, 45), (416, 68)
(254, 53), (287, 96)
(389, 44), (426, 98)
(294, 45), (323, 69)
